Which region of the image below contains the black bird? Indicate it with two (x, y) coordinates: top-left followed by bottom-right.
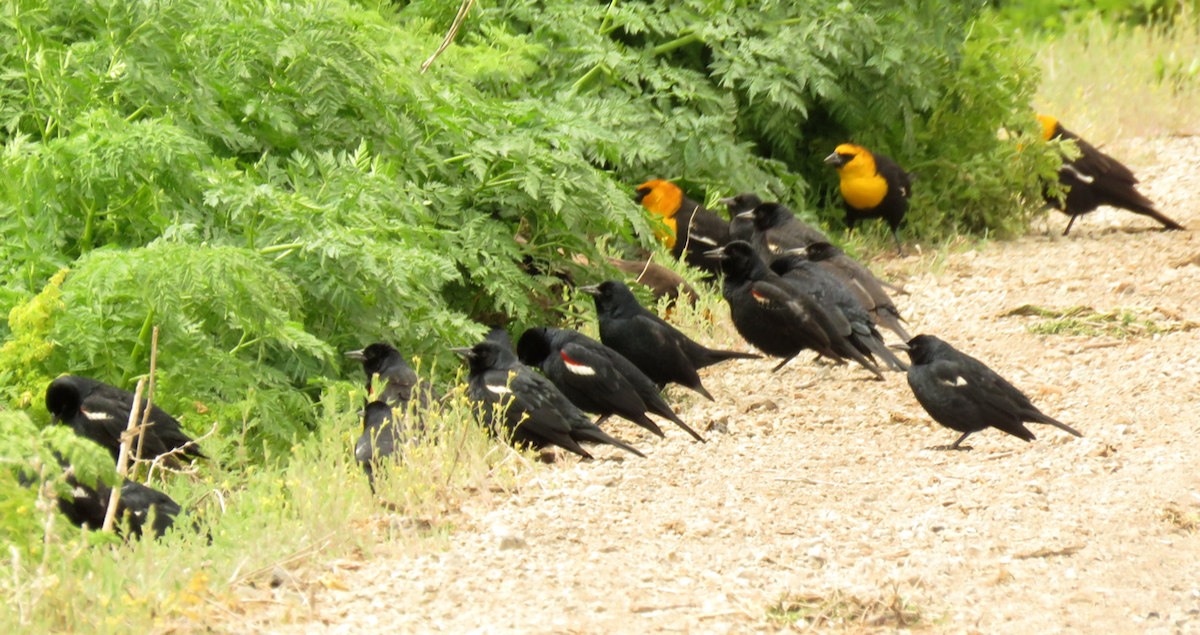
(717, 193), (761, 242)
(801, 242), (911, 342)
(1037, 115), (1184, 236)
(905, 334), (1083, 450)
(345, 342), (439, 409)
(740, 202), (829, 257)
(56, 471), (182, 539)
(606, 256), (700, 307)
(770, 254), (908, 372)
(45, 376), (205, 464)
(517, 327), (705, 442)
(708, 242), (884, 378)
(582, 280), (759, 399)
(635, 179), (730, 277)
(355, 401), (414, 491)
(454, 340), (645, 459)
(825, 144), (914, 255)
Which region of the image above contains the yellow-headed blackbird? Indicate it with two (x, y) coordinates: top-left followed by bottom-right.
(454, 341), (645, 459)
(1037, 115), (1184, 236)
(905, 334), (1082, 450)
(635, 179), (729, 276)
(45, 375), (205, 463)
(824, 144), (914, 255)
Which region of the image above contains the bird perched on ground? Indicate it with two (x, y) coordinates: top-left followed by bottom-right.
(355, 401), (413, 492)
(517, 327), (705, 442)
(45, 376), (205, 464)
(801, 242), (910, 341)
(1037, 115), (1184, 236)
(55, 470), (182, 539)
(635, 179), (729, 276)
(905, 334), (1083, 450)
(345, 342), (439, 409)
(825, 144), (914, 255)
(582, 280), (759, 399)
(740, 202), (829, 258)
(708, 241), (883, 378)
(717, 193), (762, 242)
(770, 254), (908, 372)
(454, 340), (645, 459)
(606, 256), (700, 306)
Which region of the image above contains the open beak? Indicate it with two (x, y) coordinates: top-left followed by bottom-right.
(704, 247), (727, 260)
(579, 285), (601, 296)
(344, 349), (366, 361)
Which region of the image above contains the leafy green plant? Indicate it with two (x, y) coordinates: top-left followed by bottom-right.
(1002, 304), (1198, 337)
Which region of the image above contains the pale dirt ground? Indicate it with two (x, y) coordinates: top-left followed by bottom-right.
(225, 137), (1200, 634)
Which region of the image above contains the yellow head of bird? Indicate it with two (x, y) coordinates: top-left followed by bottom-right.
(635, 179), (683, 219)
(1036, 115), (1059, 141)
(823, 144), (876, 177)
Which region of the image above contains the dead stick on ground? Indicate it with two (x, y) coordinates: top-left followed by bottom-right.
(101, 378), (146, 533)
(420, 0), (475, 74)
(135, 326), (160, 465)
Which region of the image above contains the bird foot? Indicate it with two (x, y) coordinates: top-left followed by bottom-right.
(537, 449), (561, 464)
(925, 444), (973, 451)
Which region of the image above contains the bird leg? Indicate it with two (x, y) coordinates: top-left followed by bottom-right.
(593, 415), (611, 428)
(1062, 215), (1078, 237)
(891, 228), (906, 257)
(926, 432), (974, 451)
(771, 355), (797, 373)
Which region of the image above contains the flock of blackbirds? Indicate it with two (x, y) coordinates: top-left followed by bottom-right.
(36, 118), (1180, 539)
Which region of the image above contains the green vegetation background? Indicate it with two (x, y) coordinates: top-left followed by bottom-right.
(0, 0), (1116, 629)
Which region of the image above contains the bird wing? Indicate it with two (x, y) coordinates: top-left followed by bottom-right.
(1057, 126), (1138, 184)
(557, 342), (646, 412)
(749, 280), (833, 348)
(926, 358), (1025, 420)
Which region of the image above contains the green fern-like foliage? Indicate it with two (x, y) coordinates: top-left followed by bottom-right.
(0, 0), (1058, 465)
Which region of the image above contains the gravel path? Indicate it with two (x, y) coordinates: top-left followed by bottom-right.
(233, 137), (1200, 634)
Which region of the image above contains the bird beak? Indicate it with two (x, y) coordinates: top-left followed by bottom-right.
(579, 285), (601, 296)
(824, 152), (848, 167)
(704, 247), (727, 260)
(784, 247), (807, 256)
(735, 210), (755, 219)
(449, 347), (474, 358)
(717, 196), (736, 206)
(887, 342), (910, 352)
(344, 349), (366, 361)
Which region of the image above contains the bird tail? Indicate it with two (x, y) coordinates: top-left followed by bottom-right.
(571, 427), (646, 458)
(653, 407), (706, 443)
(695, 347), (761, 370)
(1121, 192), (1185, 230)
(628, 413), (666, 438)
(876, 311), (912, 342)
(1029, 411), (1083, 438)
(859, 334), (909, 372)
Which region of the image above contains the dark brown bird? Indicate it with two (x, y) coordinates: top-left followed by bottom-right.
(606, 256), (700, 306)
(801, 242), (910, 342)
(1038, 115), (1184, 236)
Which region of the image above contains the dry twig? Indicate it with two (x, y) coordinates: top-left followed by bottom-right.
(420, 0), (475, 74)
